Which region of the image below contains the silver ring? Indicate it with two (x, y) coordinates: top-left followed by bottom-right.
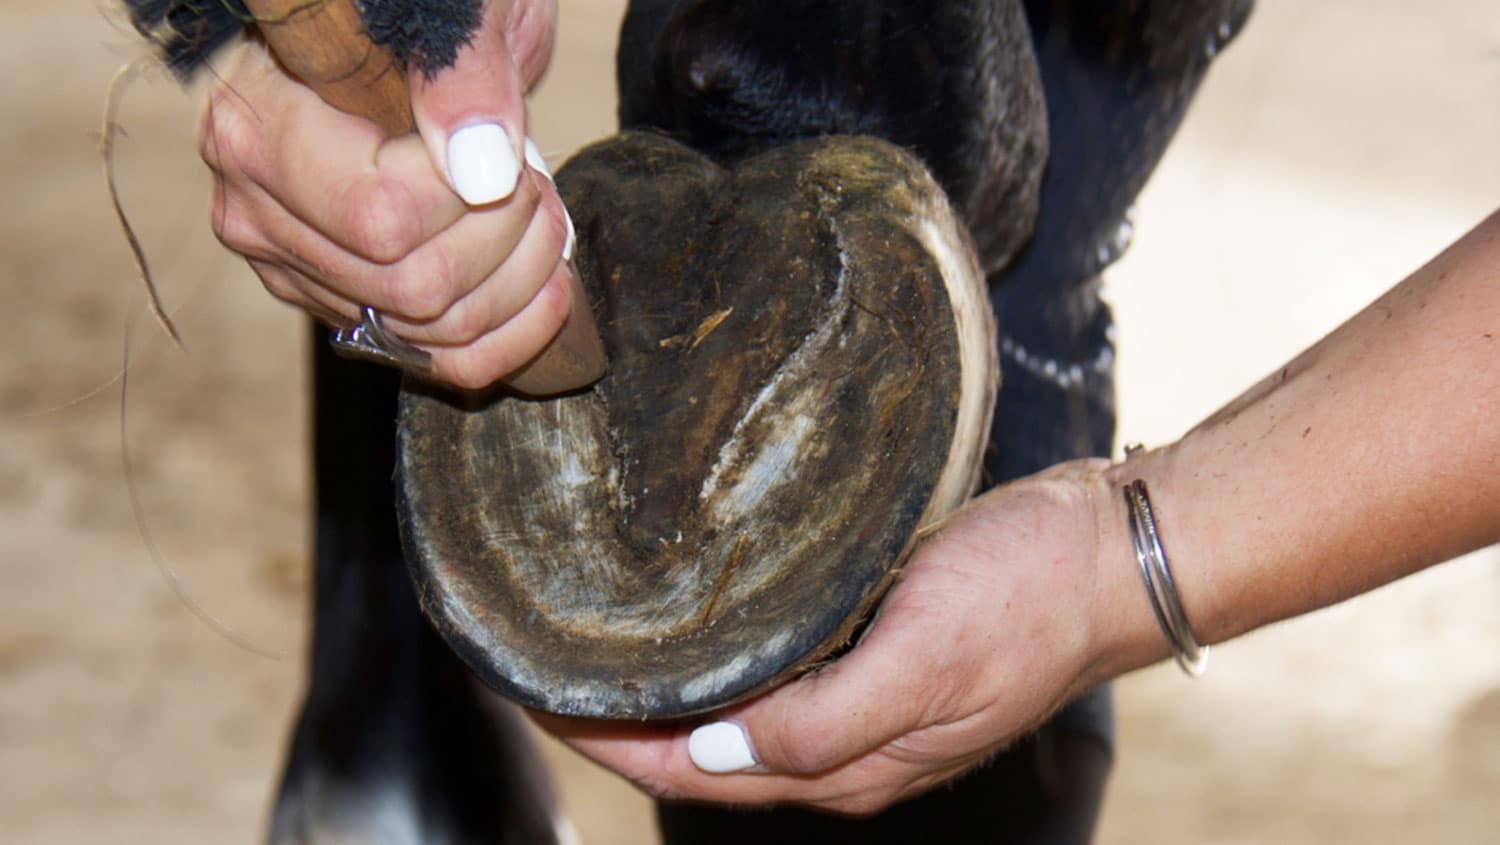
(329, 306), (434, 376)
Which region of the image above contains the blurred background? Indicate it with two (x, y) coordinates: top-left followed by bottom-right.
(2, 0), (1497, 841)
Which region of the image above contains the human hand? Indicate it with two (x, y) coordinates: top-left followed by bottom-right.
(199, 0), (580, 389)
(537, 459), (1162, 816)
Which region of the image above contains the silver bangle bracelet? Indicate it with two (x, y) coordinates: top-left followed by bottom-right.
(1122, 444), (1209, 677)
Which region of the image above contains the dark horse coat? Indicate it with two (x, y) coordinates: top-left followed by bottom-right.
(131, 0), (1254, 841)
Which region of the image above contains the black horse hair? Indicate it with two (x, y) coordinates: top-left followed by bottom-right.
(123, 0), (483, 79)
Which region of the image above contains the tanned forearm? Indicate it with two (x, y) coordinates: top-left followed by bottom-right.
(544, 211), (1499, 811)
(1091, 209), (1500, 675)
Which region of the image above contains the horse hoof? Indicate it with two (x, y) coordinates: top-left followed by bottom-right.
(397, 132), (996, 718)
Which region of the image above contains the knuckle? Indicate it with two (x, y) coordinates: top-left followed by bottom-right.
(341, 178), (422, 263)
(763, 711), (829, 776)
(197, 86), (259, 178)
(251, 264), (299, 305)
(208, 194), (259, 256)
(206, 181), (235, 245)
(262, 280), (298, 306)
(533, 270), (575, 328)
(831, 792), (895, 818)
(387, 251), (457, 321)
(775, 741), (830, 777)
(441, 348), (501, 392)
(923, 666), (970, 724)
(447, 301), (492, 346)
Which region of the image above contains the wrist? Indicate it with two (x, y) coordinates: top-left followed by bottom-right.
(1017, 458), (1172, 696)
(1075, 453), (1182, 688)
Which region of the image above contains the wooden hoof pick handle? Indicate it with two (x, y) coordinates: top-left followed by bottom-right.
(242, 0), (606, 395)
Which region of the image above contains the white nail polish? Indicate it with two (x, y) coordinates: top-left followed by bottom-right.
(526, 138), (575, 260)
(524, 137), (555, 181)
(448, 123), (520, 205)
(689, 721), (756, 773)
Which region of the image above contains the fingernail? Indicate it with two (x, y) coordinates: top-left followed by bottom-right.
(525, 138), (575, 260)
(524, 137), (554, 181)
(448, 124), (520, 205)
(688, 721), (756, 774)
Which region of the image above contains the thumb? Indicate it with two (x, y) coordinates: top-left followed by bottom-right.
(688, 624), (929, 776)
(409, 1), (536, 205)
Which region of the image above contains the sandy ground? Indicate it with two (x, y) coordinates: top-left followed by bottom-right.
(2, 1), (1497, 842)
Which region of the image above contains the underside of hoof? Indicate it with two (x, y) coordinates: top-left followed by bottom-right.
(397, 132), (996, 719)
